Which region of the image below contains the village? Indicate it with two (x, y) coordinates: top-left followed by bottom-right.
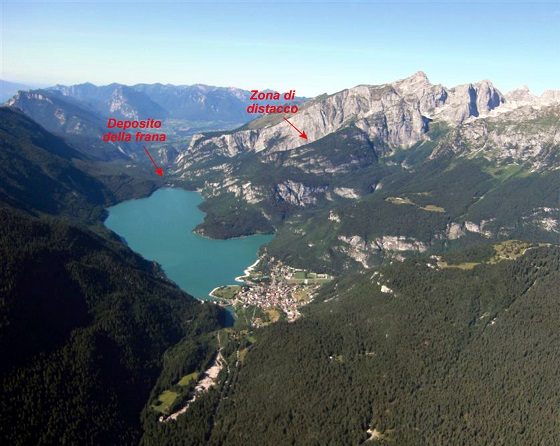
(211, 261), (333, 323)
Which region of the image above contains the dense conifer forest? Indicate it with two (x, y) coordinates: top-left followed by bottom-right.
(141, 245), (560, 445)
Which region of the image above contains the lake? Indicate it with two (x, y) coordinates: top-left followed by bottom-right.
(104, 188), (273, 300)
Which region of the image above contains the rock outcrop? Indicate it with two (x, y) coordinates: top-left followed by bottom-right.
(433, 104), (560, 167)
(275, 180), (327, 206)
(337, 234), (429, 268)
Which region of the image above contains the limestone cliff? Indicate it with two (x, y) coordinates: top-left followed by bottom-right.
(177, 72), (559, 174)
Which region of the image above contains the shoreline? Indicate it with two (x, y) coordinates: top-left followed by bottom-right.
(208, 256), (261, 300)
(105, 188), (271, 313)
(208, 285), (238, 302)
(208, 286), (221, 299)
(206, 289), (232, 306)
(235, 257), (260, 283)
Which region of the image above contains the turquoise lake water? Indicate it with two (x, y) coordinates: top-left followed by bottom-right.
(104, 188), (273, 300)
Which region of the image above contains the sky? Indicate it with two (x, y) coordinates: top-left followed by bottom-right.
(1, 0), (559, 96)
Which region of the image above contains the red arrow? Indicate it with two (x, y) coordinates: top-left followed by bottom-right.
(283, 117), (307, 139)
(143, 146), (163, 176)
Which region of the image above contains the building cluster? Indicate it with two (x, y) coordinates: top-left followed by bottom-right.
(231, 263), (329, 322)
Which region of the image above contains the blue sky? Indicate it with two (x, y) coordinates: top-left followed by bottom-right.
(1, 1), (559, 96)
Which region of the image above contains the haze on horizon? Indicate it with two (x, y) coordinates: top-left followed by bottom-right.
(1, 1), (559, 97)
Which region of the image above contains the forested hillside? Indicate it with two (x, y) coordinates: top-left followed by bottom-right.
(142, 245), (560, 445)
(0, 208), (222, 445)
(0, 209), (223, 445)
(0, 108), (224, 445)
(0, 107), (160, 223)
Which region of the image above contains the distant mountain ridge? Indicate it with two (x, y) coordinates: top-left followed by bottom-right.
(8, 82), (306, 128)
(6, 82), (307, 162)
(46, 82), (253, 121)
(0, 80), (35, 102)
(51, 83), (169, 120)
(2, 73), (560, 445)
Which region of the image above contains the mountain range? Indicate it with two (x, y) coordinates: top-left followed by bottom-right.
(6, 82), (306, 162)
(179, 71), (559, 159)
(5, 72), (559, 268)
(1, 71), (559, 445)
(170, 72), (559, 271)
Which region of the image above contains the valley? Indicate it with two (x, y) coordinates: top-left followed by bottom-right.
(1, 70), (559, 446)
(3, 0), (560, 444)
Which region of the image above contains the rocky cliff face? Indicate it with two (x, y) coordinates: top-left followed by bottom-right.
(337, 234), (429, 268)
(178, 72), (559, 175)
(434, 104), (560, 168)
(275, 180), (328, 207)
(179, 73), (435, 165)
(392, 72), (504, 122)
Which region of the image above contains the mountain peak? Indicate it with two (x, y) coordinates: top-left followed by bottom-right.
(505, 85), (538, 107)
(390, 71), (428, 83)
(478, 79), (494, 86)
(392, 71), (432, 95)
(510, 85), (531, 93)
(541, 89), (560, 104)
(400, 71), (430, 84)
(409, 70), (429, 81)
